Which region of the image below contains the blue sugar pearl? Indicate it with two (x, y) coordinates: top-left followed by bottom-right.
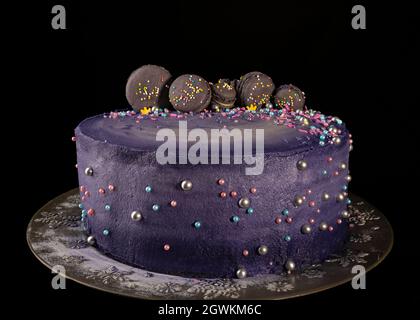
(78, 203), (84, 209)
(102, 229), (109, 236)
(152, 204), (160, 211)
(231, 215), (240, 223)
(319, 135), (326, 141)
(247, 208), (254, 214)
(342, 185), (348, 191)
(81, 209), (87, 216)
(323, 130), (328, 135)
(282, 209), (289, 216)
(194, 221), (201, 229)
(145, 185), (152, 193)
(322, 169), (328, 175)
(346, 199), (352, 205)
(284, 235), (292, 242)
(105, 204), (111, 211)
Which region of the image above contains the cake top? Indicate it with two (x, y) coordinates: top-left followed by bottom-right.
(77, 106), (349, 155)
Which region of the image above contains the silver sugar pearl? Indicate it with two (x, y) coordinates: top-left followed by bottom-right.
(345, 175), (352, 182)
(285, 259), (296, 272)
(301, 224), (312, 234)
(296, 160), (308, 170)
(265, 102), (273, 109)
(238, 197), (251, 208)
(336, 193), (346, 202)
(294, 195), (304, 207)
(87, 235), (96, 245)
(236, 268), (247, 279)
(322, 192), (330, 201)
(341, 210), (350, 218)
(258, 245), (268, 255)
(339, 162), (347, 170)
(319, 222), (328, 231)
(180, 180), (193, 191)
(84, 167), (93, 176)
(333, 137), (341, 145)
(131, 210), (142, 221)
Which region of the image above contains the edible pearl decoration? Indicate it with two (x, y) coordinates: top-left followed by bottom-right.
(194, 221), (201, 229)
(250, 187), (257, 194)
(230, 191), (237, 197)
(87, 208), (95, 216)
(163, 244), (170, 251)
(341, 210), (350, 218)
(296, 160), (308, 170)
(87, 235), (95, 245)
(345, 175), (352, 182)
(301, 224), (312, 234)
(170, 200), (177, 207)
(258, 245), (268, 255)
(333, 137), (341, 145)
(108, 184), (115, 191)
(231, 215), (240, 223)
(322, 192), (330, 201)
(238, 197), (251, 208)
(131, 210), (142, 221)
(336, 193), (346, 202)
(294, 196), (304, 206)
(242, 249), (249, 257)
(319, 222), (328, 231)
(105, 204), (111, 211)
(217, 178), (225, 185)
(236, 268), (247, 279)
(102, 229), (109, 236)
(246, 208), (254, 214)
(339, 162), (347, 170)
(285, 259), (296, 272)
(181, 180), (193, 191)
(145, 185), (152, 193)
(152, 204), (160, 212)
(84, 167), (93, 176)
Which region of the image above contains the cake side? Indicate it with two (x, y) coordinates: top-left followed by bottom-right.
(75, 109), (351, 278)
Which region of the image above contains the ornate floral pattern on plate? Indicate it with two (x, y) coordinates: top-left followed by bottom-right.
(27, 189), (393, 300)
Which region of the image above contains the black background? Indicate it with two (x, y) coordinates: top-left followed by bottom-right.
(10, 0), (418, 317)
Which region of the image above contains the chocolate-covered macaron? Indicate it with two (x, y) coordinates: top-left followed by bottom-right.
(169, 74), (212, 112)
(126, 65), (172, 111)
(237, 71), (274, 107)
(210, 79), (236, 111)
(274, 84), (306, 110)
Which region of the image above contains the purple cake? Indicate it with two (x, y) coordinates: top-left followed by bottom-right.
(75, 67), (353, 279)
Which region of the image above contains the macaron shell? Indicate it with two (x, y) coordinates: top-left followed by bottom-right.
(210, 79), (236, 108)
(274, 84), (306, 110)
(238, 71), (274, 107)
(169, 74), (212, 112)
(126, 64), (172, 111)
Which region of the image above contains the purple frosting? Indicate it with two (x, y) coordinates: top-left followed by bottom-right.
(75, 109), (351, 278)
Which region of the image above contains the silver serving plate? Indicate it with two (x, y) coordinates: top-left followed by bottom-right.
(27, 189), (393, 300)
